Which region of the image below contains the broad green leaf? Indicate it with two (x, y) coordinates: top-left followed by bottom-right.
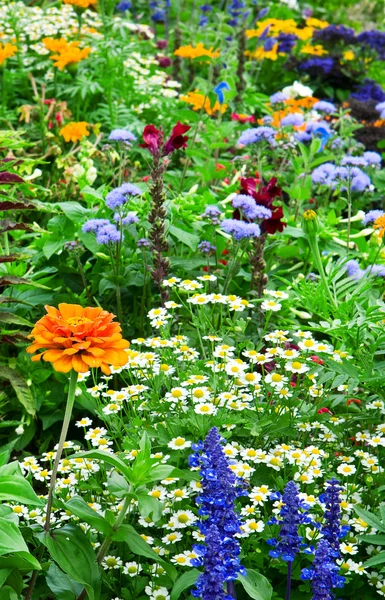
(169, 225), (200, 251)
(71, 450), (133, 483)
(0, 585), (18, 600)
(112, 524), (177, 581)
(354, 507), (385, 533)
(170, 569), (200, 600)
(0, 367), (36, 416)
(0, 518), (29, 556)
(45, 563), (83, 600)
(63, 497), (113, 536)
(39, 524), (100, 600)
(0, 475), (43, 506)
(360, 535), (385, 545)
(107, 470), (130, 498)
(365, 552), (385, 568)
(54, 202), (91, 222)
(0, 552), (41, 571)
(136, 492), (163, 522)
(237, 569), (273, 600)
(0, 312), (33, 326)
(0, 569), (11, 588)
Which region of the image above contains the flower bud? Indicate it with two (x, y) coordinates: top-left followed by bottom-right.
(301, 210), (319, 235)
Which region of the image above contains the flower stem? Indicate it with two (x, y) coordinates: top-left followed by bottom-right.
(285, 562), (292, 600)
(44, 370), (78, 532)
(307, 233), (337, 310)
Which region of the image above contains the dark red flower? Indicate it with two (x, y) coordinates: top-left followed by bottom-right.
(140, 124), (164, 155)
(157, 39), (168, 49)
(239, 176), (287, 234)
(157, 56), (172, 68)
(163, 121), (190, 156)
(219, 259), (227, 266)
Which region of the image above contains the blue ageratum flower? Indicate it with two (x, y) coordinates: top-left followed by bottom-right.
(237, 126), (276, 147)
(319, 478), (349, 555)
(214, 82), (230, 106)
(221, 219), (261, 240)
(189, 427), (246, 599)
(267, 481), (311, 562)
(301, 538), (345, 600)
(108, 129), (136, 143)
(105, 182), (142, 209)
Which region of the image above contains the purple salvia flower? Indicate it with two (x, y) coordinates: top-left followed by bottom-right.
(301, 538), (345, 599)
(319, 478), (348, 556)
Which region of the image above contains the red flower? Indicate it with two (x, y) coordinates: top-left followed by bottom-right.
(231, 113), (256, 123)
(347, 398), (361, 405)
(157, 55), (172, 68)
(310, 355), (324, 365)
(317, 407), (333, 414)
(219, 259), (227, 266)
(239, 176), (286, 234)
(163, 121), (190, 156)
(140, 124), (163, 155)
(215, 163), (226, 171)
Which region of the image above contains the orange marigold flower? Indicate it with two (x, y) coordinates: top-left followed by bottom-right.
(60, 121), (90, 142)
(174, 43), (220, 60)
(180, 91), (227, 115)
(373, 215), (385, 238)
(63, 0), (97, 7)
(0, 43), (17, 66)
(27, 304), (129, 374)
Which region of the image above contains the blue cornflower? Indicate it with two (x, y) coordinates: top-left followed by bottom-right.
(267, 481), (311, 562)
(221, 219), (261, 239)
(319, 478), (348, 555)
(301, 538), (346, 600)
(108, 129), (136, 142)
(281, 113), (304, 127)
(232, 194), (272, 220)
(313, 101), (336, 114)
(214, 82), (230, 106)
(82, 218), (110, 233)
(189, 427), (246, 599)
(237, 126), (276, 146)
(362, 209), (385, 225)
(96, 224), (120, 244)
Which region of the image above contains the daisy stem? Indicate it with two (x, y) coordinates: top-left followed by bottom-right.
(44, 370), (78, 532)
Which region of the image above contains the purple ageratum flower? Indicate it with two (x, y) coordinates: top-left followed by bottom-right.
(301, 538), (346, 599)
(270, 91), (289, 105)
(137, 238), (151, 248)
(198, 240), (216, 254)
(351, 169), (371, 192)
(221, 219), (261, 240)
(82, 218), (110, 233)
(108, 129), (136, 142)
(113, 211), (139, 225)
(281, 113), (304, 127)
(237, 126), (276, 146)
(375, 101), (385, 119)
(105, 182), (142, 209)
(341, 156), (367, 167)
(202, 205), (222, 225)
(345, 259), (365, 280)
(232, 194), (272, 220)
(295, 131), (312, 143)
(319, 478), (348, 556)
(267, 481), (311, 562)
(299, 57), (334, 75)
(364, 151), (382, 166)
(96, 224), (120, 245)
(351, 79), (385, 103)
(362, 209), (385, 225)
(118, 182), (142, 196)
(313, 101), (336, 114)
(312, 163), (336, 185)
(189, 427), (246, 599)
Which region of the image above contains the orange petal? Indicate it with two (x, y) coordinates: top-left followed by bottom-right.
(52, 355), (73, 373)
(82, 355), (102, 367)
(31, 354), (43, 362)
(85, 347), (105, 357)
(43, 349), (67, 362)
(63, 348), (80, 356)
(71, 354), (89, 373)
(58, 303), (83, 320)
(100, 363), (111, 375)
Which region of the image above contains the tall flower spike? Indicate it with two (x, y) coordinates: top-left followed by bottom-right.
(189, 427), (246, 599)
(320, 478), (348, 556)
(301, 538), (346, 600)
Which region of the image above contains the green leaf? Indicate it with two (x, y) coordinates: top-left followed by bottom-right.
(45, 563), (83, 600)
(0, 475), (43, 506)
(70, 450), (133, 484)
(0, 552), (41, 571)
(112, 524), (177, 581)
(170, 569), (200, 600)
(63, 497), (113, 536)
(107, 470), (130, 498)
(54, 202), (91, 222)
(136, 492), (163, 522)
(0, 312), (33, 326)
(360, 534), (385, 545)
(39, 524), (101, 600)
(365, 552), (385, 568)
(237, 569), (273, 600)
(0, 518), (29, 556)
(169, 225), (200, 251)
(354, 507), (385, 533)
(0, 569), (11, 588)
(0, 367), (36, 416)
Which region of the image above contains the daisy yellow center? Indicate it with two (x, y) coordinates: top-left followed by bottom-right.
(174, 438), (185, 446)
(292, 361), (302, 369)
(271, 374), (282, 382)
(105, 557), (117, 567)
(177, 514), (189, 523)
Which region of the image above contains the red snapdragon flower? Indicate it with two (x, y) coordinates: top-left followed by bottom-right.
(141, 124), (163, 155)
(163, 121), (190, 155)
(239, 176), (287, 234)
(141, 122), (191, 156)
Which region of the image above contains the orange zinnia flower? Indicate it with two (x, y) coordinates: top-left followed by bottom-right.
(373, 215), (385, 238)
(27, 304), (129, 374)
(63, 0), (98, 7)
(60, 121), (90, 142)
(0, 43), (17, 66)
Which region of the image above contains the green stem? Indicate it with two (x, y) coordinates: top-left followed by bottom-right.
(307, 233), (337, 310)
(346, 180), (352, 254)
(3, 231), (9, 256)
(44, 370), (78, 531)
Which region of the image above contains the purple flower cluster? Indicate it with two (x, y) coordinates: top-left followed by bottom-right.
(277, 32), (297, 53)
(113, 211), (139, 225)
(362, 209), (385, 225)
(281, 113), (304, 127)
(312, 162), (371, 191)
(357, 30), (385, 60)
(313, 24), (356, 44)
(232, 194), (272, 221)
(346, 259), (385, 280)
(299, 57), (334, 75)
(105, 182), (142, 209)
(267, 481), (311, 562)
(270, 91), (289, 105)
(301, 538), (345, 600)
(237, 126), (276, 146)
(313, 101), (336, 114)
(189, 427), (246, 600)
(351, 79), (385, 102)
(108, 129), (136, 143)
(202, 205), (222, 225)
(320, 478), (349, 554)
(221, 219), (261, 240)
(376, 101), (385, 119)
(198, 240), (216, 254)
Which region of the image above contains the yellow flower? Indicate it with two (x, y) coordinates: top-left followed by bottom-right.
(245, 44), (281, 61)
(373, 215), (385, 238)
(60, 122), (90, 143)
(43, 38), (91, 70)
(174, 43), (220, 60)
(301, 44), (328, 56)
(305, 18), (329, 29)
(63, 0), (98, 7)
(0, 43), (17, 66)
(343, 50), (355, 61)
(180, 91), (227, 115)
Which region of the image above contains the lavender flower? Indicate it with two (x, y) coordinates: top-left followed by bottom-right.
(202, 205), (222, 225)
(105, 183), (142, 209)
(364, 151), (382, 166)
(351, 169), (371, 192)
(341, 156), (367, 167)
(362, 209), (385, 225)
(319, 478), (348, 555)
(189, 427), (246, 599)
(221, 219), (261, 240)
(345, 259), (364, 280)
(198, 241), (216, 254)
(137, 238), (151, 248)
(312, 163), (336, 186)
(82, 218), (110, 233)
(313, 101), (336, 114)
(108, 129), (136, 142)
(96, 224), (120, 244)
(267, 481), (311, 562)
(301, 538), (345, 599)
(281, 113), (304, 127)
(270, 91), (289, 105)
(237, 126), (276, 146)
(351, 79), (385, 102)
(232, 194), (272, 220)
(113, 212), (139, 225)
